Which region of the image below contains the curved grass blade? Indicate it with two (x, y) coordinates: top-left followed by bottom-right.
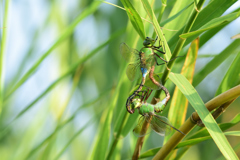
(185, 7), (240, 49)
(215, 52), (240, 96)
(168, 0), (238, 51)
(165, 38), (199, 143)
(0, 0), (10, 116)
(6, 30), (123, 123)
(103, 0), (194, 33)
(180, 12), (240, 39)
(160, 2), (194, 27)
(141, 0), (171, 61)
(5, 1), (101, 99)
(53, 117), (96, 160)
(91, 103), (114, 160)
(193, 39), (240, 87)
(120, 0), (145, 39)
(163, 1), (194, 40)
(189, 113), (240, 139)
(217, 143), (240, 160)
(23, 90), (109, 159)
(169, 72), (238, 160)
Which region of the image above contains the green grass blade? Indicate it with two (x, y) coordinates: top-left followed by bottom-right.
(160, 2), (194, 27)
(0, 0), (10, 116)
(5, 1), (101, 98)
(8, 30), (123, 121)
(23, 90), (108, 159)
(141, 0), (171, 60)
(91, 108), (112, 160)
(186, 7), (240, 48)
(193, 39), (240, 86)
(168, 0), (238, 50)
(165, 38), (199, 143)
(189, 113), (240, 139)
(120, 0), (145, 39)
(191, 0), (238, 30)
(139, 112), (240, 159)
(54, 117), (95, 160)
(140, 130), (240, 159)
(180, 12), (240, 39)
(169, 72), (238, 160)
(217, 143), (240, 160)
(215, 52), (240, 96)
(163, 1), (194, 40)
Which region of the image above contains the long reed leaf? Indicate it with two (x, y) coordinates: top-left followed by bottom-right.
(169, 73), (238, 160)
(193, 39), (240, 86)
(11, 30), (123, 122)
(120, 0), (145, 39)
(6, 1), (101, 98)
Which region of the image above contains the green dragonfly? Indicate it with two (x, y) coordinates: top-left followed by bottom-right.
(131, 98), (185, 136)
(120, 37), (170, 114)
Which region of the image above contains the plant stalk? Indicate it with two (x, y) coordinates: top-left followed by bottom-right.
(192, 85), (240, 121)
(153, 85), (240, 159)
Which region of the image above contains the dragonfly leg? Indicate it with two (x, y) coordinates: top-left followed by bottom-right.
(154, 54), (169, 65)
(144, 89), (153, 102)
(152, 39), (165, 54)
(149, 66), (170, 106)
(155, 54), (185, 66)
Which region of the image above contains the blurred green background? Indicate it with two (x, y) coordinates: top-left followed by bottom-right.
(0, 0), (240, 159)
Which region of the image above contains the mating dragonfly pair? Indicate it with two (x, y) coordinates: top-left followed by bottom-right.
(120, 37), (185, 136)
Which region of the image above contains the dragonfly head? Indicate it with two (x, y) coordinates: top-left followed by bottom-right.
(131, 99), (142, 109)
(143, 37), (155, 47)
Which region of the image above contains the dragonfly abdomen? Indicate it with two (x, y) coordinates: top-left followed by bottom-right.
(126, 78), (146, 114)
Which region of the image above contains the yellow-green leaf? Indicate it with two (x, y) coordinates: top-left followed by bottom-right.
(169, 73), (238, 160)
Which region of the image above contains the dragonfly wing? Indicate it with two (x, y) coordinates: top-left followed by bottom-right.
(133, 116), (151, 137)
(126, 63), (140, 81)
(150, 115), (170, 136)
(145, 55), (156, 69)
(120, 43), (139, 63)
(153, 115), (185, 136)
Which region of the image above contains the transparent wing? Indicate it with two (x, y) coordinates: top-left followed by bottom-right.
(120, 43), (140, 63)
(141, 54), (156, 71)
(146, 54), (156, 68)
(144, 73), (162, 90)
(133, 116), (151, 137)
(149, 115), (170, 136)
(152, 115), (185, 136)
(126, 63), (141, 81)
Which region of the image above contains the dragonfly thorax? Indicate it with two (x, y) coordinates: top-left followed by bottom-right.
(139, 48), (155, 74)
(131, 99), (141, 108)
(140, 48), (154, 57)
(138, 103), (154, 115)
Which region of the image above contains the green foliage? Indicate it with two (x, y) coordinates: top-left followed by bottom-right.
(0, 0), (240, 160)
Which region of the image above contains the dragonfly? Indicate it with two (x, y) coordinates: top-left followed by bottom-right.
(120, 37), (170, 114)
(131, 98), (185, 136)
